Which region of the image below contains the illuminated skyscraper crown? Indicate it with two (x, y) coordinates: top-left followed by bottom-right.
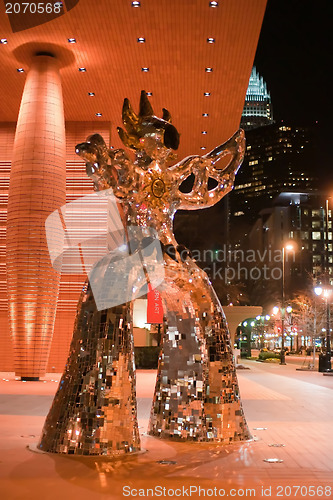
(241, 66), (274, 130)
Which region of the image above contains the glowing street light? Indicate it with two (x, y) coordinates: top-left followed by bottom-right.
(272, 304), (292, 359)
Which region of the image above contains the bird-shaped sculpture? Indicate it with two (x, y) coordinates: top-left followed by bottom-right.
(38, 91), (251, 456)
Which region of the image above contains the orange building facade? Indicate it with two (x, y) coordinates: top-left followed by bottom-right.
(0, 119), (111, 374)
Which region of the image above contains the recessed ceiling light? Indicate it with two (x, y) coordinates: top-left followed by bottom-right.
(209, 1), (218, 7)
(207, 37), (215, 43)
(16, 68), (24, 73)
(132, 1), (140, 6)
(202, 113), (209, 117)
(205, 67), (213, 72)
(68, 38), (76, 43)
(137, 37), (145, 43)
(202, 131), (208, 135)
(146, 92), (153, 96)
(201, 147), (206, 150)
(88, 92), (95, 96)
(204, 92), (211, 96)
(0, 38), (8, 44)
(141, 67), (149, 72)
(78, 67), (86, 72)
(95, 112), (102, 117)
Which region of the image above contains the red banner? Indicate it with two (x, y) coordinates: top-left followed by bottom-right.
(147, 284), (163, 324)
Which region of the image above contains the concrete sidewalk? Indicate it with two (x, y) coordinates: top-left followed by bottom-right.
(0, 360), (332, 500)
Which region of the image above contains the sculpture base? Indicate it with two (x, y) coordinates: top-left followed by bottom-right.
(28, 442), (146, 457)
(38, 284), (140, 456)
(148, 261), (251, 444)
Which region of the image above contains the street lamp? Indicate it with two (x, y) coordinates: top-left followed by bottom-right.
(280, 242), (295, 364)
(314, 285), (332, 372)
(272, 304), (292, 363)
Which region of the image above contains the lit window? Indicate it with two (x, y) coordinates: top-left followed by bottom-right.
(312, 232), (321, 240)
(268, 156), (273, 161)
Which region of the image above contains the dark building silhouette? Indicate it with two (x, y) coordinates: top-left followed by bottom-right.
(246, 192), (333, 306)
(229, 122), (320, 239)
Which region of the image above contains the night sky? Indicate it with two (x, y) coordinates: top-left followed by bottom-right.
(254, 0), (330, 129)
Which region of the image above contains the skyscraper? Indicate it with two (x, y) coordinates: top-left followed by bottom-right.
(240, 66), (274, 130)
(230, 123), (319, 233)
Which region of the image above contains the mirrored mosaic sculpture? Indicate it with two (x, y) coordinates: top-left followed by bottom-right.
(38, 284), (140, 455)
(39, 91), (250, 455)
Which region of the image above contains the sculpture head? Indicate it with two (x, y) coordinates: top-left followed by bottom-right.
(117, 90), (180, 161)
(75, 133), (109, 165)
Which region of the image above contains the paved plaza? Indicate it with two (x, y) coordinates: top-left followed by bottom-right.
(0, 358), (332, 499)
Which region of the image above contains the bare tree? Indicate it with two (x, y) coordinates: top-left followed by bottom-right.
(291, 292), (325, 349)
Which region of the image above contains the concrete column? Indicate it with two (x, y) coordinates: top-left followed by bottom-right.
(6, 54), (66, 380)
